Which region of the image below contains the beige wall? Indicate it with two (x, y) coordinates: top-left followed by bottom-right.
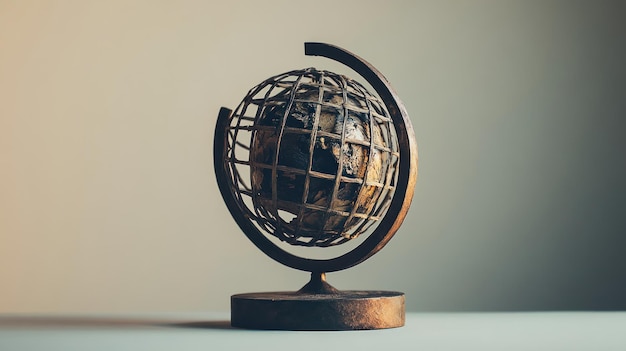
(1, 0), (625, 313)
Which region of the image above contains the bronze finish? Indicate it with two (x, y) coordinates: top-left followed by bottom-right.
(231, 272), (405, 330)
(214, 42), (417, 330)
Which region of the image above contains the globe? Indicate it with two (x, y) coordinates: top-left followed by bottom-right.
(217, 43), (418, 331)
(223, 67), (399, 247)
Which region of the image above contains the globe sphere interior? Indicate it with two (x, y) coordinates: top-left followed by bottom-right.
(224, 68), (399, 247)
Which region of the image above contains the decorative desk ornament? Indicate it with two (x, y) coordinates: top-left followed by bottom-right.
(214, 42), (418, 330)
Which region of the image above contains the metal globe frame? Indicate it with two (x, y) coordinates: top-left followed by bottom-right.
(227, 67), (399, 248)
(214, 42), (417, 274)
(215, 42), (418, 330)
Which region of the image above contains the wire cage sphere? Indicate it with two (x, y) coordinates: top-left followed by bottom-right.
(223, 68), (399, 247)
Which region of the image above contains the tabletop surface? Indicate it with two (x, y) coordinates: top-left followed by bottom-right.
(1, 312), (624, 351)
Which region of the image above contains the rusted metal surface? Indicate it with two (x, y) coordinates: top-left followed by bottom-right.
(231, 291), (405, 330)
(245, 68), (397, 246)
(215, 43), (417, 273)
(214, 42), (417, 330)
(231, 273), (405, 330)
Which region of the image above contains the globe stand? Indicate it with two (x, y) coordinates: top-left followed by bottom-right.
(231, 272), (404, 330)
(215, 43), (418, 331)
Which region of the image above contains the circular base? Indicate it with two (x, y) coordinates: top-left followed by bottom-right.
(231, 290), (405, 330)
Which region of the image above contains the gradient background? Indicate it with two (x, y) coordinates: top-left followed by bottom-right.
(1, 0), (625, 314)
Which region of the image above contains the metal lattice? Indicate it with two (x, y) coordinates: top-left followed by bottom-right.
(223, 68), (399, 247)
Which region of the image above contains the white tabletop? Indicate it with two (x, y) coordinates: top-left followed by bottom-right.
(1, 312), (624, 351)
